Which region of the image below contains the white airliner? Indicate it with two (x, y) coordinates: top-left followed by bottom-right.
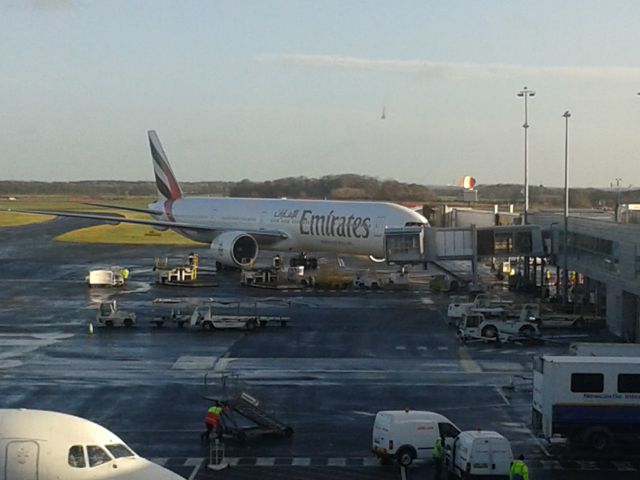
(18, 131), (428, 268)
(0, 409), (184, 480)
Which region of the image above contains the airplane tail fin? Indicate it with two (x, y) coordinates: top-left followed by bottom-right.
(148, 130), (183, 202)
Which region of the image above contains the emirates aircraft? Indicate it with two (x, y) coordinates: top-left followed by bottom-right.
(0, 409), (184, 479)
(19, 131), (428, 268)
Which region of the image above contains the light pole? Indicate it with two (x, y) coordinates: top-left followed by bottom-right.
(518, 86), (535, 279)
(614, 177), (622, 222)
(562, 110), (571, 306)
(517, 86), (536, 223)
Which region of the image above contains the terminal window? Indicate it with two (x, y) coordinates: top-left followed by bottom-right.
(571, 373), (604, 393)
(618, 374), (640, 393)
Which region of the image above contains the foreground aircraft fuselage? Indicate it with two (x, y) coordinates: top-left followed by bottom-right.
(0, 409), (184, 480)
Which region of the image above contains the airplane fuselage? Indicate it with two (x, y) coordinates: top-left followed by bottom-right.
(151, 197), (427, 257)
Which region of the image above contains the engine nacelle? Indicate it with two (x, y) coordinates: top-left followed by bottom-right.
(210, 231), (258, 268)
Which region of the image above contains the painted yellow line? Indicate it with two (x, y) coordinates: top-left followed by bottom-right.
(457, 347), (482, 373)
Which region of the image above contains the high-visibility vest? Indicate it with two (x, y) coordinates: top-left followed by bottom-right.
(509, 459), (528, 480)
(432, 438), (443, 460)
(205, 406), (222, 426)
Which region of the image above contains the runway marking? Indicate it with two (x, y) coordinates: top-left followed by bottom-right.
(495, 386), (511, 406)
(184, 457), (204, 467)
(328, 457), (346, 466)
(526, 427), (551, 458)
(577, 460), (599, 470)
(538, 459), (562, 470)
(187, 463), (201, 480)
(291, 457), (311, 466)
(611, 461), (636, 471)
(417, 346), (428, 351)
(457, 347), (482, 373)
(437, 346), (449, 351)
(172, 356), (216, 370)
(255, 457), (275, 466)
(395, 346), (407, 350)
(150, 457), (168, 466)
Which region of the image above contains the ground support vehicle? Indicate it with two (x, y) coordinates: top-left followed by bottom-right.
(447, 294), (506, 319)
(353, 271), (384, 289)
(457, 313), (540, 344)
(371, 410), (460, 466)
(154, 254), (200, 285)
(240, 266), (309, 289)
(216, 392), (293, 442)
(95, 300), (136, 327)
(532, 355), (640, 451)
(86, 266), (127, 287)
(151, 300), (290, 329)
(430, 274), (460, 292)
(445, 430), (513, 479)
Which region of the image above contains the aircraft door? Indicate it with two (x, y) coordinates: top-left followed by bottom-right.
(374, 216), (386, 237)
(5, 441), (39, 480)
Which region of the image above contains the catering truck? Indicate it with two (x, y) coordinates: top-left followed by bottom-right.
(532, 355), (640, 450)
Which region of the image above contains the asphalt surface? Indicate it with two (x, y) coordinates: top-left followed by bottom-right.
(0, 218), (636, 479)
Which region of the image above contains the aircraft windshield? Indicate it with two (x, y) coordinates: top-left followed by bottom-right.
(106, 443), (135, 458)
(87, 445), (112, 467)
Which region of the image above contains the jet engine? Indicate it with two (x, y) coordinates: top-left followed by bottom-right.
(210, 231), (259, 268)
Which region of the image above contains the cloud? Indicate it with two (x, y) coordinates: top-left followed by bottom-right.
(258, 53), (640, 81)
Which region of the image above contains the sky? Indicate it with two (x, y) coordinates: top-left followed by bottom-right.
(2, 0), (640, 188)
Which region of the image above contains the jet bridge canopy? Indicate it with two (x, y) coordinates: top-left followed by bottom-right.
(384, 225), (544, 264)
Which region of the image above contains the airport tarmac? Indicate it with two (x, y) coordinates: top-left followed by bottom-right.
(0, 218), (636, 479)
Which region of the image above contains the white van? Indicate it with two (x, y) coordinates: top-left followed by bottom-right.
(446, 430), (513, 478)
(372, 410), (461, 466)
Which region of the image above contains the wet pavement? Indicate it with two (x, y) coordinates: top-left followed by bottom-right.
(0, 218), (634, 479)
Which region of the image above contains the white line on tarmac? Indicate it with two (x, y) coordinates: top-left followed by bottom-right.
(188, 461), (202, 480)
(494, 386), (511, 406)
(526, 427), (551, 457)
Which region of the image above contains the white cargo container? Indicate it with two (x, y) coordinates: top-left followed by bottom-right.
(372, 410), (460, 466)
(446, 430), (513, 479)
(532, 355), (640, 450)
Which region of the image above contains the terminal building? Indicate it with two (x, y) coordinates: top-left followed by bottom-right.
(390, 204), (640, 343)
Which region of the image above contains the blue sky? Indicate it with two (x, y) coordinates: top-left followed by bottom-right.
(2, 0), (640, 188)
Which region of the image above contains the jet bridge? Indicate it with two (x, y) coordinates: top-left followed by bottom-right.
(384, 224), (545, 285)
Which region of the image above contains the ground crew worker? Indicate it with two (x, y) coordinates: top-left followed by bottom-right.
(200, 403), (223, 442)
(510, 454), (529, 480)
(432, 434), (444, 479)
(121, 268), (129, 281)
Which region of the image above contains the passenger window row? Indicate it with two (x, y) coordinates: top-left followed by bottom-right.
(570, 373), (640, 393)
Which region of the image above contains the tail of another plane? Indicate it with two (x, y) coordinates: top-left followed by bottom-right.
(148, 130), (183, 202)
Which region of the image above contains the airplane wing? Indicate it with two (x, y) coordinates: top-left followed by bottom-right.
(9, 208), (288, 240)
(81, 202), (163, 216)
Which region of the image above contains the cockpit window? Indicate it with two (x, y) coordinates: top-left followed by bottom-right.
(68, 445), (86, 468)
(87, 445), (111, 467)
(106, 443), (135, 458)
(405, 221), (424, 227)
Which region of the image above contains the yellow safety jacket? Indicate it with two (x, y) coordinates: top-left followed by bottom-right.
(432, 438), (443, 460)
(509, 459), (528, 480)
